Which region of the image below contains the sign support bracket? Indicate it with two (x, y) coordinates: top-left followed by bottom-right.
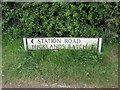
(23, 38), (27, 51)
(98, 38), (102, 53)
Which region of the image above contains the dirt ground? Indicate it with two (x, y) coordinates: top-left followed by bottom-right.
(2, 80), (99, 88)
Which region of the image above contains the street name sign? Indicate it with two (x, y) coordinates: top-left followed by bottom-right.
(23, 38), (102, 52)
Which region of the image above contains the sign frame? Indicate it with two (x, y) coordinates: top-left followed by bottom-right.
(23, 37), (102, 52)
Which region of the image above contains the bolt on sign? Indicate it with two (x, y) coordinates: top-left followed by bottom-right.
(23, 38), (102, 52)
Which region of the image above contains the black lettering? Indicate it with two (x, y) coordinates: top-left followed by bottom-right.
(65, 39), (68, 43)
(77, 39), (81, 43)
(32, 45), (36, 49)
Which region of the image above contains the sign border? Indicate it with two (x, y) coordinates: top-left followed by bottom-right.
(23, 37), (102, 52)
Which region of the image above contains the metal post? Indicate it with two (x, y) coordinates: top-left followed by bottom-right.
(98, 38), (102, 53)
(23, 38), (27, 51)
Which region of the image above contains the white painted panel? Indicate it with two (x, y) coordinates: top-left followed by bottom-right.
(26, 38), (99, 50)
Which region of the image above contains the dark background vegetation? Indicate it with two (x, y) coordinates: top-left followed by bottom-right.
(2, 2), (120, 43)
(2, 2), (119, 88)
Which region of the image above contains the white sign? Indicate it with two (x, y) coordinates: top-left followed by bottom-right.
(23, 38), (102, 52)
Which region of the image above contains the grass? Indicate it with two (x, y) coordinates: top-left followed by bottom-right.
(2, 37), (118, 88)
(0, 35), (2, 87)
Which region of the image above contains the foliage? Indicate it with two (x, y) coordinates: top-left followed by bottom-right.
(2, 38), (118, 87)
(2, 2), (120, 43)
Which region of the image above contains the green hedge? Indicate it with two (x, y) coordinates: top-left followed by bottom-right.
(2, 2), (120, 43)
